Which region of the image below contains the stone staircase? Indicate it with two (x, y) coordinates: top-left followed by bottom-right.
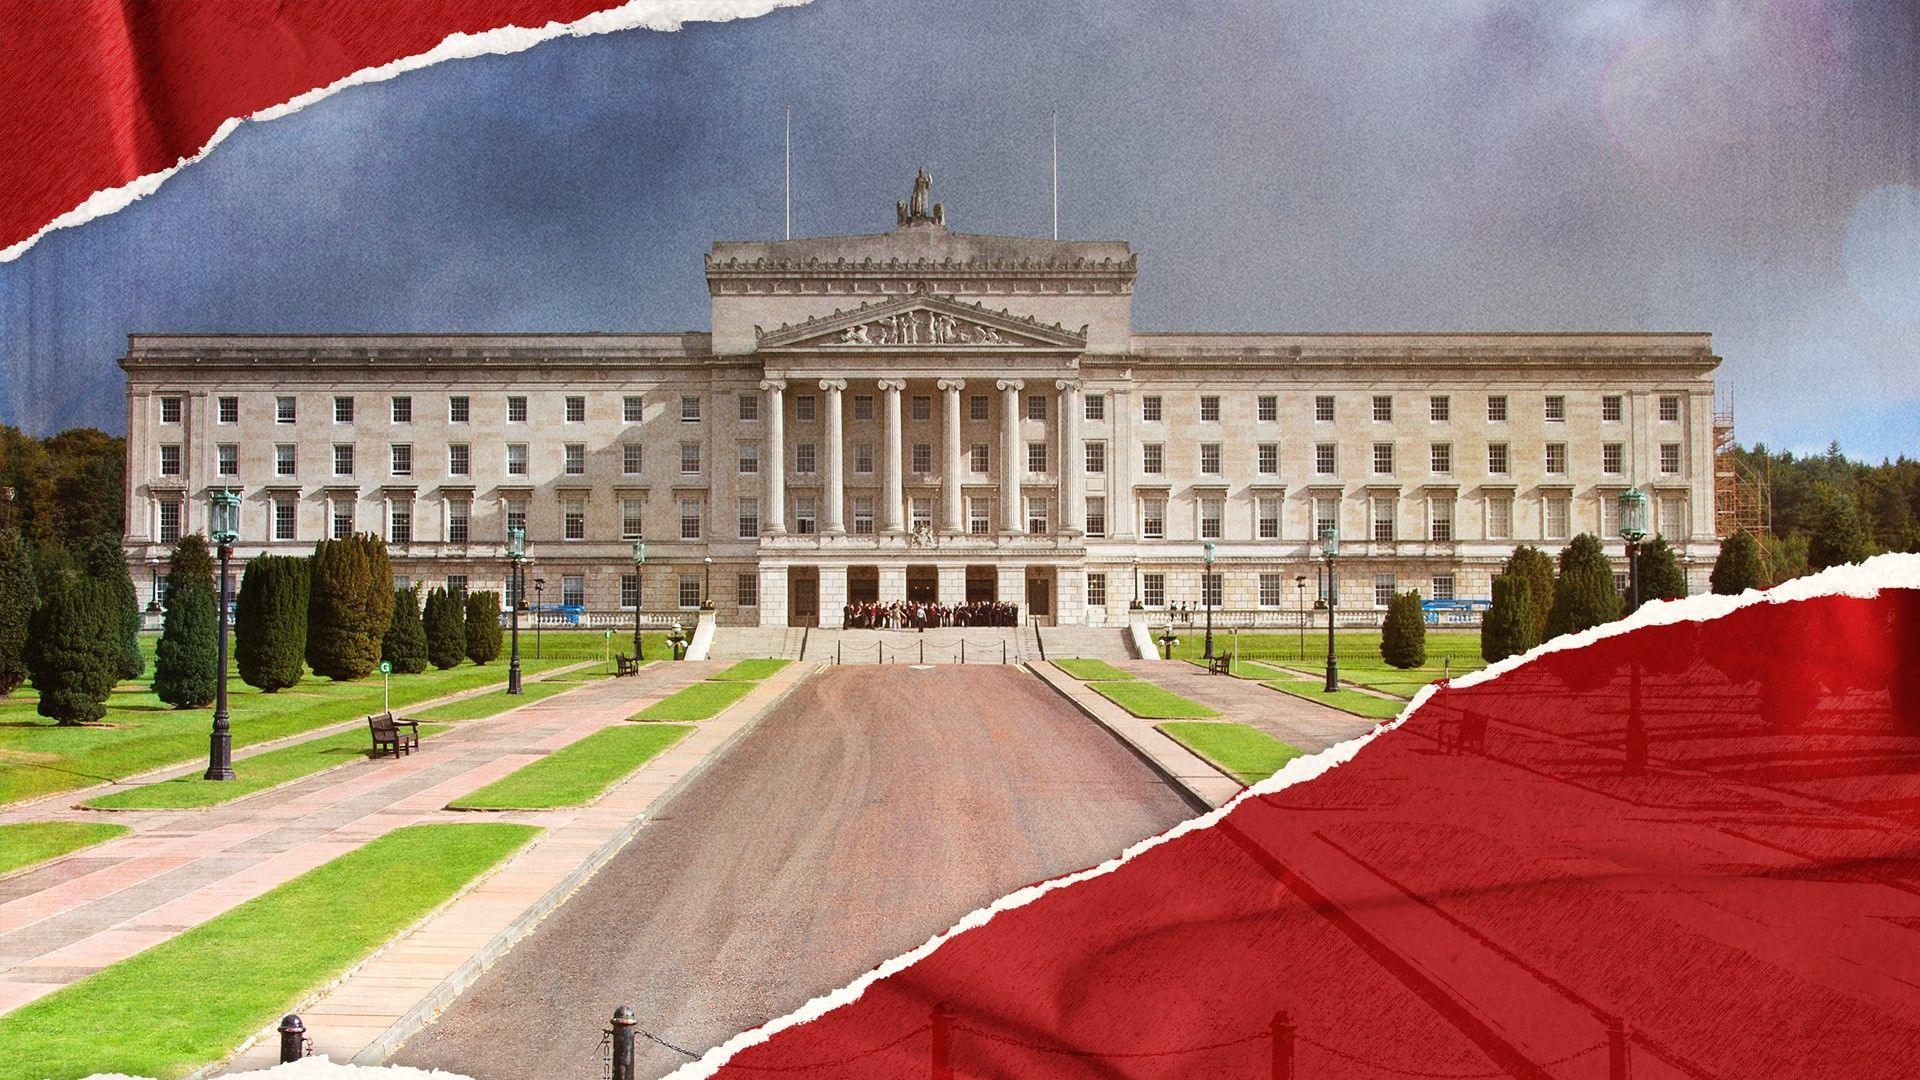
(1037, 625), (1138, 661)
(705, 626), (808, 660)
(801, 626), (1032, 665)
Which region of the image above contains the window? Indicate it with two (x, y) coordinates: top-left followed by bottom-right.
(1659, 395), (1681, 423)
(968, 497), (991, 535)
(505, 497), (527, 536)
(276, 444), (296, 476)
(1257, 444), (1278, 475)
(1486, 493), (1512, 539)
(449, 395), (470, 423)
(1143, 443), (1164, 474)
(1087, 572), (1108, 608)
(1199, 395), (1221, 422)
(851, 495), (876, 535)
(738, 393), (758, 421)
(680, 442), (701, 475)
(624, 395), (644, 423)
(1257, 496), (1280, 539)
(680, 395), (701, 423)
(1259, 573), (1283, 607)
(854, 395), (875, 422)
(1601, 492), (1622, 538)
(1545, 443), (1567, 475)
(908, 443), (932, 474)
(678, 576), (702, 609)
(1027, 496), (1050, 534)
(1258, 395), (1278, 423)
(217, 396), (238, 424)
(738, 443), (760, 475)
(1374, 575), (1397, 609)
(1372, 395), (1393, 422)
(561, 395), (584, 423)
(1199, 443), (1221, 475)
(621, 498), (645, 539)
(796, 395), (817, 422)
(738, 496), (760, 539)
(679, 497), (702, 540)
(563, 498), (585, 540)
(970, 394), (990, 421)
(1431, 442), (1452, 474)
(1660, 443), (1681, 474)
(737, 573), (758, 608)
(911, 395), (931, 421)
(1085, 442), (1106, 474)
(1488, 443), (1509, 475)
(1430, 496), (1455, 541)
(390, 444), (412, 476)
(562, 575), (585, 608)
(1602, 395), (1623, 423)
(970, 444), (989, 472)
(1143, 573), (1166, 608)
(507, 395), (528, 423)
(1545, 395), (1566, 422)
(1658, 493), (1684, 536)
(389, 502), (413, 545)
(854, 443), (874, 474)
(795, 496), (818, 536)
(446, 498), (470, 543)
(1202, 572), (1223, 608)
(911, 497), (933, 532)
(506, 444), (528, 476)
(331, 497), (354, 539)
(796, 443), (817, 474)
(1430, 395), (1450, 422)
(391, 396), (412, 424)
(217, 444), (238, 477)
(1371, 496), (1395, 542)
(1372, 442), (1394, 474)
(1027, 394), (1047, 421)
(1085, 394), (1105, 421)
(158, 499), (182, 543)
(157, 443), (183, 477)
(1487, 395), (1508, 422)
(160, 396), (184, 424)
(1315, 395), (1335, 423)
(1613, 571), (1631, 596)
(1314, 496), (1339, 540)
(273, 496), (296, 542)
(623, 443), (644, 475)
(1141, 395), (1163, 422)
(1602, 443), (1623, 475)
(1086, 496), (1107, 537)
(1199, 496), (1223, 539)
(449, 444), (470, 477)
(278, 396), (298, 424)
(1142, 496), (1166, 540)
(1316, 443), (1336, 475)
(1431, 574), (1456, 602)
(620, 574), (640, 610)
(1545, 494), (1571, 540)
(565, 444), (586, 475)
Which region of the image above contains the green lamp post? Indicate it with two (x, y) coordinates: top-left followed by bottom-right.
(205, 487), (241, 781)
(506, 526), (525, 695)
(1618, 487), (1649, 612)
(1320, 525), (1340, 693)
(631, 540), (647, 661)
(1202, 541), (1217, 660)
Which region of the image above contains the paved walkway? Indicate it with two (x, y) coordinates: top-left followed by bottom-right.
(0, 661), (726, 1022)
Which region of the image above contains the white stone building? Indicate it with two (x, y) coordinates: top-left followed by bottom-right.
(121, 175), (1721, 626)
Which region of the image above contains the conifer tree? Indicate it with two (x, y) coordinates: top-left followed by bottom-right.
(1502, 545), (1556, 646)
(382, 585), (429, 674)
(168, 534), (216, 594)
(465, 590), (503, 665)
(1710, 531), (1765, 595)
(424, 586), (466, 669)
(0, 530), (40, 696)
(1545, 534), (1623, 639)
(152, 539), (218, 709)
(306, 535), (395, 680)
(81, 540), (143, 680)
(1379, 590), (1427, 669)
(235, 555), (309, 692)
(25, 570), (121, 724)
(1633, 537), (1687, 611)
(1805, 484), (1875, 571)
(1481, 573), (1535, 663)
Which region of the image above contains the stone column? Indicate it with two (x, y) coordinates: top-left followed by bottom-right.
(998, 379), (1025, 535)
(939, 378), (966, 533)
(1057, 379), (1083, 535)
(820, 379), (847, 535)
(760, 379), (787, 536)
(878, 379), (906, 534)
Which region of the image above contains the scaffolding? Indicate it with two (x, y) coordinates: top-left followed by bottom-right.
(1713, 393), (1770, 539)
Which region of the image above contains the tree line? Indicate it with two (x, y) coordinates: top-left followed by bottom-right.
(1726, 443), (1919, 581)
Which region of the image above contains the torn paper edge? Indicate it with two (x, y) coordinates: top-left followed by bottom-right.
(0, 0), (814, 265)
(667, 551), (1920, 1078)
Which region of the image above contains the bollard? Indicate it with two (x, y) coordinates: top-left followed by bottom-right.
(960, 640), (966, 664)
(1607, 1015), (1631, 1080)
(929, 1002), (955, 1080)
(837, 641), (842, 665)
(609, 1005), (638, 1080)
(920, 640), (925, 664)
(1269, 1010), (1294, 1080)
(1001, 641), (1007, 664)
(277, 1014), (307, 1063)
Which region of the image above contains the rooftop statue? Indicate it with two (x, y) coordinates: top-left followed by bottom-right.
(896, 166), (945, 227)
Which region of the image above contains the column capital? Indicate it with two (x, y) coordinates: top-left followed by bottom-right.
(937, 378), (967, 392)
(996, 379), (1025, 392)
(876, 379), (908, 392)
(758, 379), (787, 392)
(1055, 379), (1083, 393)
(818, 378), (847, 392)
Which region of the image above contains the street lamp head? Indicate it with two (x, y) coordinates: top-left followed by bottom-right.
(1319, 525), (1339, 559)
(1617, 487), (1649, 544)
(1203, 540), (1215, 566)
(632, 539), (646, 566)
(1295, 574), (1307, 586)
(208, 487), (241, 547)
(704, 556), (713, 566)
(505, 527), (525, 560)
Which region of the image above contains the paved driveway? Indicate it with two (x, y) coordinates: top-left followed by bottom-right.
(394, 665), (1194, 1079)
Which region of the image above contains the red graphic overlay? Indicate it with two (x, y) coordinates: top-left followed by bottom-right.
(0, 0), (625, 254)
(702, 589), (1920, 1078)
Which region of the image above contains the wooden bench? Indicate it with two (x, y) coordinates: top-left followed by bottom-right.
(614, 653), (639, 677)
(367, 712), (420, 758)
(1207, 653), (1233, 676)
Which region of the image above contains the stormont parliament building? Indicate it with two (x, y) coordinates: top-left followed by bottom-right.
(120, 173), (1723, 628)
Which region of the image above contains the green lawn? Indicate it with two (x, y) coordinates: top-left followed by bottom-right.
(1182, 630), (1485, 698)
(0, 822), (537, 1080)
(83, 724), (451, 811)
(1183, 657), (1291, 680)
(1088, 680), (1219, 719)
(0, 822), (131, 878)
(0, 633), (590, 808)
(1262, 677), (1408, 720)
(631, 680), (757, 721)
(412, 679), (577, 722)
(1159, 722), (1305, 784)
(708, 658), (792, 682)
(450, 724), (693, 810)
(1053, 658), (1135, 682)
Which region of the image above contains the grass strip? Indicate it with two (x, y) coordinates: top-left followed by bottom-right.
(631, 680), (756, 721)
(449, 724), (693, 810)
(1159, 721), (1305, 784)
(0, 822), (537, 1080)
(1054, 658), (1135, 682)
(1184, 657), (1291, 680)
(0, 822), (131, 877)
(708, 659), (792, 682)
(84, 724), (450, 811)
(1089, 680), (1219, 719)
(1263, 678), (1407, 720)
(414, 680), (576, 722)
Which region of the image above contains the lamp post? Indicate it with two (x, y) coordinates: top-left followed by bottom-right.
(506, 527), (525, 694)
(1130, 555), (1143, 611)
(631, 540), (647, 661)
(1157, 622), (1179, 660)
(1320, 526), (1340, 693)
(1202, 541), (1216, 660)
(1618, 487), (1649, 613)
(1295, 574), (1308, 661)
(204, 488), (241, 781)
(533, 577), (545, 659)
(702, 556), (714, 609)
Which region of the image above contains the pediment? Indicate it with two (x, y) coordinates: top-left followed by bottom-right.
(756, 290), (1088, 351)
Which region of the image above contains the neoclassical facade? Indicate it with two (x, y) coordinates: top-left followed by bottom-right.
(121, 177), (1722, 626)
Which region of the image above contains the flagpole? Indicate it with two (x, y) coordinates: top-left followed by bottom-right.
(784, 105), (792, 240)
(1051, 110), (1059, 240)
